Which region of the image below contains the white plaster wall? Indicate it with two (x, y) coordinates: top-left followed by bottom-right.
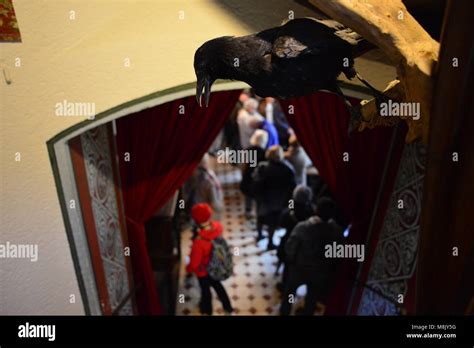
(0, 0), (318, 314)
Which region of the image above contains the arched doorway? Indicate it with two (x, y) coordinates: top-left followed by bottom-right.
(46, 81), (373, 315)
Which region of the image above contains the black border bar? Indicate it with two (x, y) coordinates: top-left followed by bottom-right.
(1, 316), (473, 345)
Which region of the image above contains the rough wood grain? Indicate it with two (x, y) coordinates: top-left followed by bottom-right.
(358, 79), (403, 131)
(310, 0), (440, 142)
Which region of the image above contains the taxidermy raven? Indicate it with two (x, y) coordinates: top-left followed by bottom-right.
(194, 18), (386, 132)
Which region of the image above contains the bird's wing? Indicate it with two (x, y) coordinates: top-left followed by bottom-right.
(269, 18), (375, 60)
(313, 19), (346, 32)
(315, 18), (375, 57)
(272, 36), (312, 58)
(271, 18), (343, 59)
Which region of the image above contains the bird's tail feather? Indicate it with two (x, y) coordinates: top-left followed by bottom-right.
(319, 18), (377, 58)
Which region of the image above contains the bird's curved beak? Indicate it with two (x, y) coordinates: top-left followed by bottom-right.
(196, 74), (213, 107)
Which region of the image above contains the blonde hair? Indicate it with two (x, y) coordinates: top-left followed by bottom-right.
(266, 145), (284, 162)
(243, 98), (259, 111)
(250, 129), (268, 149)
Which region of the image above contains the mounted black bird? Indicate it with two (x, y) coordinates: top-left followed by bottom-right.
(194, 17), (386, 131)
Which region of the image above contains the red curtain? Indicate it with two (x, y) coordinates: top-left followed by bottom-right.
(115, 90), (241, 315)
(280, 92), (397, 314)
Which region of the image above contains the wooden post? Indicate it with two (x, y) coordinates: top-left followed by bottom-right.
(417, 0), (474, 315)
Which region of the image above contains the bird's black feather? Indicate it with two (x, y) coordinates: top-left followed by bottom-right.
(194, 17), (375, 100)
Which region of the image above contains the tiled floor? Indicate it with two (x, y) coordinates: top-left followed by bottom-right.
(176, 162), (308, 316)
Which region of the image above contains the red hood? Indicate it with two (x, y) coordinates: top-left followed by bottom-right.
(198, 221), (223, 241)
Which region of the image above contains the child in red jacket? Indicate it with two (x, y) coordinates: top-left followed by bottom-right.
(186, 203), (233, 315)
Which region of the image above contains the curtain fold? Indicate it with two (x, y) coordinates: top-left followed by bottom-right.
(116, 90), (241, 315)
(280, 92), (397, 314)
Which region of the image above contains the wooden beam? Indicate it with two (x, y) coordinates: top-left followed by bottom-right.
(309, 0), (440, 142)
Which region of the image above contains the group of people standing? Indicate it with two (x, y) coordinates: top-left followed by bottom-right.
(236, 92), (311, 250)
(182, 91), (344, 316)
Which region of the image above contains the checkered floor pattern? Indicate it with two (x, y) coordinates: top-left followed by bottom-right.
(176, 162), (308, 316)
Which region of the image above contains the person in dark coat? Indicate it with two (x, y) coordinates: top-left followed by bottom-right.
(279, 197), (343, 315)
(223, 91), (250, 151)
(252, 145), (296, 250)
(272, 101), (291, 149)
(276, 185), (315, 289)
(240, 130), (268, 218)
